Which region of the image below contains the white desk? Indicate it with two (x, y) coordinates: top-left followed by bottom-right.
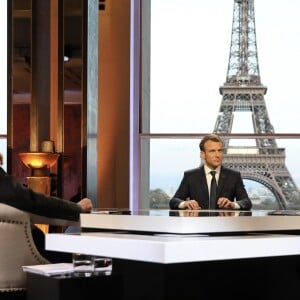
(45, 210), (300, 300)
(46, 231), (300, 300)
(46, 209), (300, 262)
(46, 231), (300, 263)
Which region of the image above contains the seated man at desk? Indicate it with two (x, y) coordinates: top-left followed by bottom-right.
(169, 134), (252, 211)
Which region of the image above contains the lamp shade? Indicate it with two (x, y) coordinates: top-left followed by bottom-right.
(19, 152), (60, 169)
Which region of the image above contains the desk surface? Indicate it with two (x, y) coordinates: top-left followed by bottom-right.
(46, 231), (300, 264)
(80, 209), (300, 234)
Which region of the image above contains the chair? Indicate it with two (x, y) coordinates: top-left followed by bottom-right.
(0, 203), (49, 299)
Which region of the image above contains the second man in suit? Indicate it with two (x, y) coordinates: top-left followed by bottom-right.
(169, 134), (252, 210)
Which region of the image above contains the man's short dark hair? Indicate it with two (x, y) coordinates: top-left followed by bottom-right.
(199, 134), (223, 151)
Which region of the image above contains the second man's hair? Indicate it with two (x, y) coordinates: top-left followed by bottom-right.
(199, 134), (223, 151)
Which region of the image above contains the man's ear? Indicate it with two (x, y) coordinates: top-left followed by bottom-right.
(200, 151), (205, 160)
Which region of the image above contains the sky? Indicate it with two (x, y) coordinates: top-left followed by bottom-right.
(149, 0), (300, 192)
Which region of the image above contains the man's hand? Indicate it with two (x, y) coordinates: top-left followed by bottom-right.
(217, 197), (236, 209)
(77, 198), (93, 213)
(182, 199), (201, 210)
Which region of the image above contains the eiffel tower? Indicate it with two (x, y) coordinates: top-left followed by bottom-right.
(213, 0), (300, 209)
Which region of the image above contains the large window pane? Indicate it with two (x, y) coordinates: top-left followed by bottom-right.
(148, 0), (300, 133)
(142, 137), (300, 210)
(139, 0), (300, 210)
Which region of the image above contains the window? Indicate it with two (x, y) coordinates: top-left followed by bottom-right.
(137, 0), (300, 210)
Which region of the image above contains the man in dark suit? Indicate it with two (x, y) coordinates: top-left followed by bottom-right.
(169, 134), (252, 210)
(0, 152), (93, 262)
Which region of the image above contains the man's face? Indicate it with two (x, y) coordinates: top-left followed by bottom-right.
(200, 140), (223, 169)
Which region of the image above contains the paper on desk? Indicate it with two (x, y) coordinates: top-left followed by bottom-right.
(154, 234), (208, 237)
(22, 263), (74, 276)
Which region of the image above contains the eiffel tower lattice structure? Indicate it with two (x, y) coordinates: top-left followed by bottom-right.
(213, 0), (300, 209)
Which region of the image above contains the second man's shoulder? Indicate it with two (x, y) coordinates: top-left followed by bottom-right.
(184, 166), (203, 175)
(221, 166), (241, 176)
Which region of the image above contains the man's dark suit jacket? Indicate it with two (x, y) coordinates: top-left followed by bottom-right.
(169, 165), (252, 210)
(0, 167), (81, 221)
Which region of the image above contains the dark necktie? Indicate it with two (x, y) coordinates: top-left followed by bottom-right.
(210, 171), (217, 209)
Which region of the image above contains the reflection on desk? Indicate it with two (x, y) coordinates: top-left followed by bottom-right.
(169, 210), (252, 217)
(91, 208), (131, 215)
